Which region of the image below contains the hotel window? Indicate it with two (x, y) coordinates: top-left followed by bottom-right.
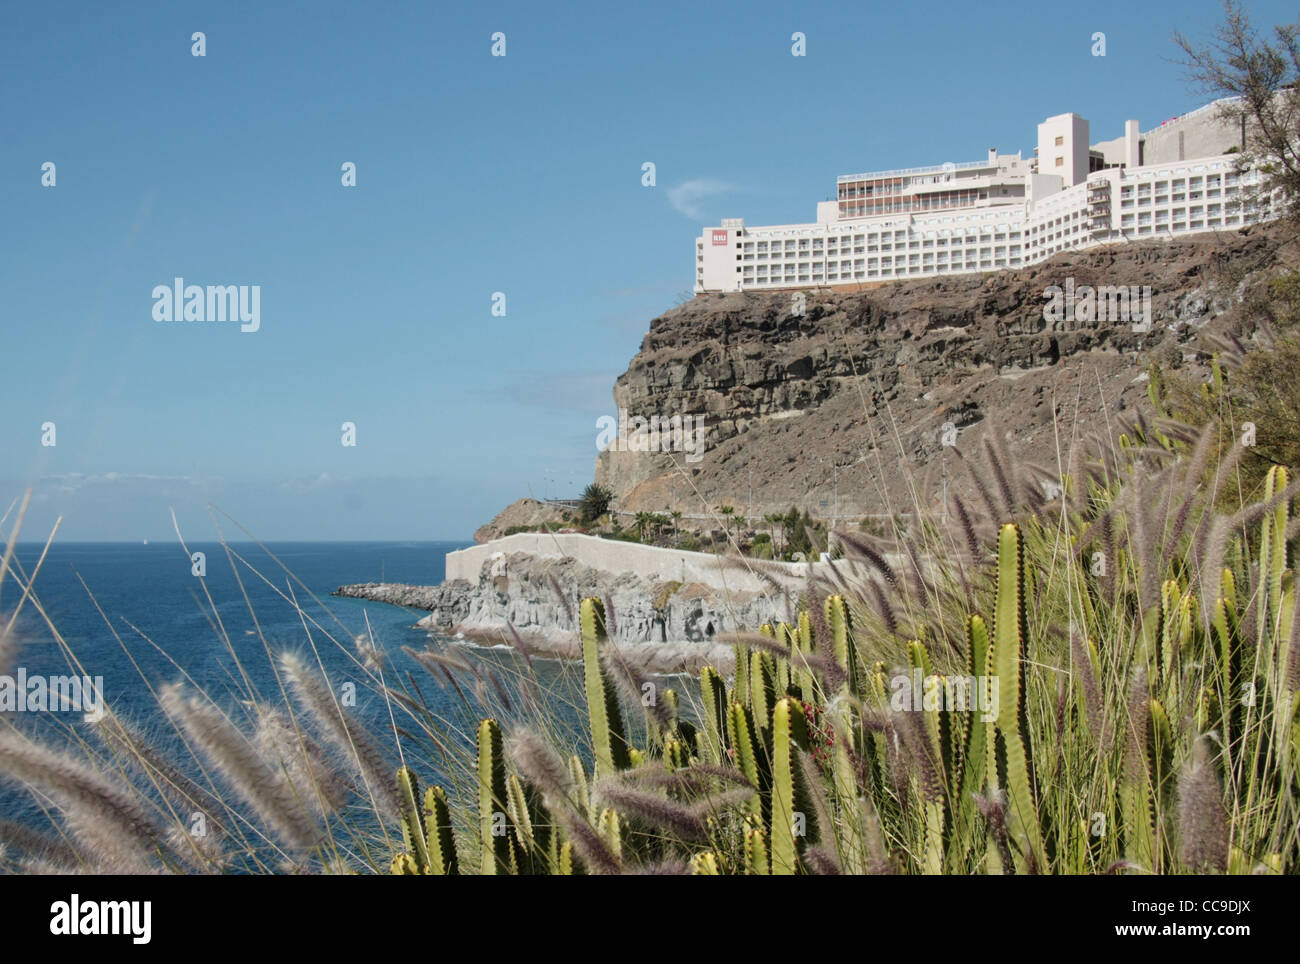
(1054, 135), (1064, 146)
(1055, 157), (1064, 167)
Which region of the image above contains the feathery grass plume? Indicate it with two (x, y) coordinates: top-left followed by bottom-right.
(0, 622), (16, 678)
(1064, 438), (1087, 514)
(1199, 481), (1300, 621)
(961, 445), (1004, 523)
(900, 537), (934, 607)
(1151, 462), (1178, 552)
(1051, 677), (1069, 779)
(280, 653), (401, 822)
(547, 574), (575, 625)
(883, 719), (913, 813)
(506, 727), (618, 874)
(605, 649), (672, 729)
(159, 684), (320, 855)
(0, 730), (164, 872)
(890, 700), (943, 803)
(806, 584), (834, 660)
(625, 857), (689, 875)
(1191, 443), (1245, 560)
(982, 434), (1017, 518)
(1130, 473), (1159, 613)
(687, 761), (761, 790)
(93, 713), (223, 817)
(861, 796), (892, 875)
(1178, 738), (1229, 872)
(974, 789), (1013, 873)
(602, 594), (618, 637)
(507, 727), (575, 802)
(951, 494), (982, 557)
(552, 803), (620, 875)
(1070, 634), (1105, 747)
(92, 713), (230, 867)
(1125, 667), (1149, 753)
(866, 578), (899, 637)
(803, 845), (842, 874)
(1152, 417), (1201, 447)
(1166, 423), (1217, 554)
(594, 780), (707, 842)
(0, 816), (80, 869)
(402, 646), (479, 711)
(625, 763), (757, 793)
(1198, 515), (1234, 624)
(797, 747), (835, 833)
(402, 644), (475, 678)
(254, 705), (350, 817)
(485, 667), (513, 713)
(686, 786), (758, 820)
(355, 632), (383, 673)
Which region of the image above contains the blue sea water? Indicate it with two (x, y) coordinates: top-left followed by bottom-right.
(3, 541), (468, 717)
(0, 540), (595, 835)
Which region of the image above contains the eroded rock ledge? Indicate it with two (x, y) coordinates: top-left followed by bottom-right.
(334, 552), (796, 674)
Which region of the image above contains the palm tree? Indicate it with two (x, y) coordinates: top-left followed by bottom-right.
(579, 483), (613, 524)
(717, 505), (735, 542)
(670, 509), (683, 545)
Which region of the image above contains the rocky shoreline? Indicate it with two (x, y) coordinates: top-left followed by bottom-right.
(333, 551), (798, 674)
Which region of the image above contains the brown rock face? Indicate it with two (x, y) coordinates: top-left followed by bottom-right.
(595, 227), (1284, 521)
(474, 498), (571, 544)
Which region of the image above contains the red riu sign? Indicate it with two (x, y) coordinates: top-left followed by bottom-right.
(711, 230), (728, 246)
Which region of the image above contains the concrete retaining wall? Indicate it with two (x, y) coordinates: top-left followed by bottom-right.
(446, 532), (815, 593)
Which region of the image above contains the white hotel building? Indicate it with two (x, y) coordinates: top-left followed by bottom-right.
(694, 99), (1277, 293)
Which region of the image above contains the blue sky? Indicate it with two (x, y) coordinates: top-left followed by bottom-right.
(2, 0), (1291, 540)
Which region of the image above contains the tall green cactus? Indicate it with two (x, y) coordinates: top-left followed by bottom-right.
(478, 717), (513, 874)
(750, 649), (777, 735)
(989, 523), (1046, 873)
(825, 594), (856, 694)
(393, 767), (459, 875)
(396, 765), (429, 871)
(770, 697), (811, 875)
(699, 665), (730, 765)
(423, 785), (458, 875)
(728, 700), (765, 822)
(581, 598), (630, 776)
(745, 822), (771, 875)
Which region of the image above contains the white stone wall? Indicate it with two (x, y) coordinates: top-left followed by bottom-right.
(446, 532), (815, 593)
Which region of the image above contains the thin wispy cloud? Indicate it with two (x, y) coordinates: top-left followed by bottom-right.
(666, 179), (736, 220)
(39, 473), (205, 492)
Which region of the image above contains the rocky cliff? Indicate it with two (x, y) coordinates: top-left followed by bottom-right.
(334, 551), (795, 672)
(594, 227), (1285, 518)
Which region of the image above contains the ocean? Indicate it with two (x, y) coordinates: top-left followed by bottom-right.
(0, 540), (595, 832)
